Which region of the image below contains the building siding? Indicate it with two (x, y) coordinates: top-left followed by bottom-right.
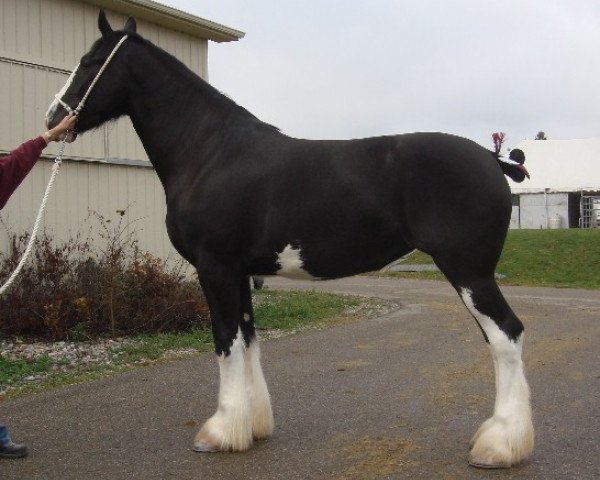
(0, 0), (212, 265)
(0, 160), (171, 261)
(509, 193), (570, 229)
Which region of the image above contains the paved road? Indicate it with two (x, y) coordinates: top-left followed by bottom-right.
(1, 277), (599, 479)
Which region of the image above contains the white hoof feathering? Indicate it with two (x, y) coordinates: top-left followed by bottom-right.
(245, 340), (275, 439)
(469, 413), (534, 468)
(193, 330), (273, 452)
(461, 289), (534, 468)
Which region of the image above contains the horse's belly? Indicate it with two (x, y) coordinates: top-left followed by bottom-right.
(269, 236), (410, 280)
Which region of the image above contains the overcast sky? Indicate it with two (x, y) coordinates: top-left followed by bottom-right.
(158, 0), (600, 150)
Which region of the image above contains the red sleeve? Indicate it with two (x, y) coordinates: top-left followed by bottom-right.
(0, 136), (47, 210)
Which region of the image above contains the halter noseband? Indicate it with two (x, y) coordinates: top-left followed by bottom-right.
(55, 35), (129, 116)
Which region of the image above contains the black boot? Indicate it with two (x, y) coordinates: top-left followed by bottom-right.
(0, 441), (28, 459)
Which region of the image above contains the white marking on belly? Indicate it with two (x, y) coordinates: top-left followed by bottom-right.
(276, 244), (315, 280)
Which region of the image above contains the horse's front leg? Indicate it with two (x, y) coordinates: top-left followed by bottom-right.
(239, 276), (274, 440)
(193, 267), (254, 452)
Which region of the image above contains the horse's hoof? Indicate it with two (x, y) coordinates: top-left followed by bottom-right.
(468, 447), (513, 469)
(468, 458), (507, 469)
(469, 416), (534, 469)
(192, 442), (219, 453)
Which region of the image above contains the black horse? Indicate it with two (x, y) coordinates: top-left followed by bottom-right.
(46, 11), (533, 468)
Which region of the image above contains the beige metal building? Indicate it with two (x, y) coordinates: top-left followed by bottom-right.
(0, 0), (243, 265)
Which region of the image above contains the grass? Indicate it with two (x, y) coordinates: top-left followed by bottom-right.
(253, 289), (362, 330)
(114, 329), (215, 364)
(0, 355), (53, 384)
(499, 229), (600, 288)
(378, 229), (600, 289)
(0, 289), (366, 398)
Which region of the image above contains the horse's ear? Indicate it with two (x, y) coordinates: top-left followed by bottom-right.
(124, 17), (137, 33)
(98, 10), (113, 38)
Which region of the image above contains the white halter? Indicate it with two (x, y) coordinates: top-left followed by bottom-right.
(54, 35), (129, 116)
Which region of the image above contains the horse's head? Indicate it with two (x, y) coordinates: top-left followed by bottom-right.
(45, 10), (137, 140)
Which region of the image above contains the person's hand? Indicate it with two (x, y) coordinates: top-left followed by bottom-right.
(43, 114), (77, 143)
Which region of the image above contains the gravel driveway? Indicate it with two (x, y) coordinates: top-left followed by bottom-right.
(1, 277), (598, 479)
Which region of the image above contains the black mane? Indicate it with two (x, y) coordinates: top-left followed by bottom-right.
(129, 33), (280, 134)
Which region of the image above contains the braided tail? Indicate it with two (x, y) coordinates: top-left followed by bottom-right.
(495, 148), (530, 183)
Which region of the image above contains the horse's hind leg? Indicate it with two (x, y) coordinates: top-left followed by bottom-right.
(458, 278), (534, 467)
(439, 267), (534, 467)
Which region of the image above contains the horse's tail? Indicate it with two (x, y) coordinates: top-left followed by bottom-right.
(495, 148), (530, 183)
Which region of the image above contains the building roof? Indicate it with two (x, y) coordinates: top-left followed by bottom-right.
(81, 0), (245, 42)
(509, 138), (600, 193)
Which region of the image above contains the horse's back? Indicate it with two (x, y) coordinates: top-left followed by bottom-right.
(282, 131), (511, 234)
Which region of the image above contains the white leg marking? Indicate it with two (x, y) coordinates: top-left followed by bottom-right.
(460, 288), (534, 468)
(245, 338), (274, 439)
(194, 329), (253, 452)
(276, 244), (316, 280)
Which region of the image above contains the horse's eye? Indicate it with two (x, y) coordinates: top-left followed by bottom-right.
(80, 39), (106, 68)
(81, 56), (103, 68)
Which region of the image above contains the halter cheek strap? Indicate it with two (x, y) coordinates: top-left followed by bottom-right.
(56, 34), (129, 116)
(54, 93), (76, 115)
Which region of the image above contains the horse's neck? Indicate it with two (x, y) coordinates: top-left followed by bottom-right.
(126, 44), (239, 187)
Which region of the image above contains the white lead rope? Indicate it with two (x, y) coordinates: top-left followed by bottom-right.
(0, 140), (67, 295)
(0, 35), (129, 295)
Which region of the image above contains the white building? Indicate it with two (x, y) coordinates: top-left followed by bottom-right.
(0, 0), (243, 259)
(508, 138), (600, 228)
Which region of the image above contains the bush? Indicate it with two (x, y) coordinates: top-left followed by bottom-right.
(0, 212), (209, 340)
